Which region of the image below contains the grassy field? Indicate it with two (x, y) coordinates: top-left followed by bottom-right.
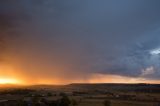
(74, 98), (158, 106)
(0, 84), (160, 106)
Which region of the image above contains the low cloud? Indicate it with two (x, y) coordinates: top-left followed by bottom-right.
(140, 66), (155, 77)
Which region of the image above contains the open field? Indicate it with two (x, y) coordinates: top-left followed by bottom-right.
(0, 83), (160, 106)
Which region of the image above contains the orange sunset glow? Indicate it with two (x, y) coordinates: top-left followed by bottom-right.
(0, 75), (160, 85)
(1, 64), (160, 85)
(0, 62), (160, 85)
(1, 0), (160, 86)
(0, 78), (20, 84)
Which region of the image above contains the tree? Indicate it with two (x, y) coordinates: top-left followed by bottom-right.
(71, 99), (78, 106)
(32, 96), (41, 106)
(18, 99), (28, 106)
(104, 100), (111, 106)
(47, 92), (53, 97)
(59, 95), (71, 106)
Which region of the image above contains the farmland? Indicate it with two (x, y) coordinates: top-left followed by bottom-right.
(0, 84), (160, 106)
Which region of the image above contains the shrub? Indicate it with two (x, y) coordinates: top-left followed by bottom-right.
(59, 95), (71, 106)
(71, 99), (78, 106)
(104, 100), (111, 106)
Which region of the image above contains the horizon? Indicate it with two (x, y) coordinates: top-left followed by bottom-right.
(1, 81), (160, 86)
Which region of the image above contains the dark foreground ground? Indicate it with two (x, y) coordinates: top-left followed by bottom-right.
(0, 83), (160, 106)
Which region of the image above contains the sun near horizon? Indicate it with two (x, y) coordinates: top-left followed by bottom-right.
(1, 73), (160, 86)
(0, 78), (22, 85)
(0, 60), (160, 86)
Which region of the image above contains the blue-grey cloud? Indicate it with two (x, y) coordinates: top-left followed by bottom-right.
(1, 0), (160, 81)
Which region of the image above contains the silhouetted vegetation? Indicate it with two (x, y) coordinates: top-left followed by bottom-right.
(0, 89), (36, 95)
(71, 99), (78, 106)
(104, 100), (111, 106)
(59, 94), (71, 106)
(0, 84), (160, 106)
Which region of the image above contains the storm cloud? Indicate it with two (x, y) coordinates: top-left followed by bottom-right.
(1, 0), (160, 84)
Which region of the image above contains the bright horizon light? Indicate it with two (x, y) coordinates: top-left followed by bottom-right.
(0, 78), (21, 84)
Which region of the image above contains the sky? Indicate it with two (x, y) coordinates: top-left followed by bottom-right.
(0, 0), (160, 85)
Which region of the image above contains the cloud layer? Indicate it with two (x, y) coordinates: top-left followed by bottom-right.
(1, 0), (160, 84)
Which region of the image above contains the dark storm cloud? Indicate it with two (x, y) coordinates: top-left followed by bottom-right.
(1, 0), (160, 81)
(0, 1), (18, 59)
(0, 0), (30, 56)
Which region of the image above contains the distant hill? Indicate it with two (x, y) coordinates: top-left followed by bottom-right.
(1, 83), (160, 93)
(0, 84), (23, 88)
(66, 83), (160, 93)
